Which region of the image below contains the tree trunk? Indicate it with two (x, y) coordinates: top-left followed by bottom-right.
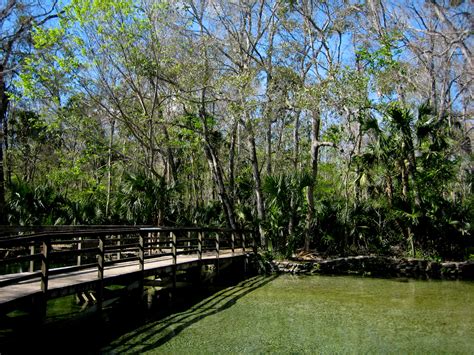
(305, 110), (321, 251)
(354, 129), (363, 204)
(293, 110), (301, 171)
(160, 124), (177, 184)
(0, 67), (8, 224)
(105, 119), (115, 219)
(406, 154), (421, 210)
(200, 106), (237, 230)
(248, 127), (266, 247)
(204, 142), (237, 230)
(429, 37), (437, 111)
(264, 20), (275, 177)
(149, 113), (155, 179)
(403, 129), (421, 207)
(289, 110), (301, 243)
(0, 135), (5, 225)
(400, 161), (409, 200)
(229, 121), (237, 198)
(385, 174), (394, 206)
(266, 118), (272, 176)
(2, 99), (11, 187)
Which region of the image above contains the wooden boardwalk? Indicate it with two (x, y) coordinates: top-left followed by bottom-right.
(0, 227), (255, 316)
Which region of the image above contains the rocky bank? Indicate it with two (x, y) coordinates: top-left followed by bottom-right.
(265, 256), (474, 280)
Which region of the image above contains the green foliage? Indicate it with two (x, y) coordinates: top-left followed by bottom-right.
(7, 179), (67, 225)
(189, 202), (226, 227)
(117, 173), (170, 225)
(356, 33), (402, 74)
(4, 0), (471, 263)
(263, 173), (310, 256)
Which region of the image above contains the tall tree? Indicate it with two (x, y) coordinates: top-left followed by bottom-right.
(0, 0), (59, 223)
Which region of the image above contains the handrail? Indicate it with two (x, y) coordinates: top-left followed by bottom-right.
(0, 228), (141, 247)
(140, 227), (254, 233)
(0, 225), (153, 238)
(0, 227), (253, 244)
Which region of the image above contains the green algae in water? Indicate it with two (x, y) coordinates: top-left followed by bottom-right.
(103, 275), (474, 354)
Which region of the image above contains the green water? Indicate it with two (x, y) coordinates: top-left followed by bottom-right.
(102, 275), (474, 354)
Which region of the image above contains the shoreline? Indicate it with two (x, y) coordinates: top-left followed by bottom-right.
(265, 255), (474, 280)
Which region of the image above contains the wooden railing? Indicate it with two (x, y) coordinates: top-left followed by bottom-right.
(0, 227), (257, 296)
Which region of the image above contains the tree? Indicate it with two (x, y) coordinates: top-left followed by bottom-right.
(0, 0), (59, 223)
(7, 0), (472, 259)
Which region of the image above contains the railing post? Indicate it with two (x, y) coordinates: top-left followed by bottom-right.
(171, 232), (177, 289)
(138, 232), (145, 302)
(139, 232), (145, 271)
(77, 236), (82, 266)
(40, 238), (50, 318)
(98, 235), (105, 279)
(97, 235), (105, 309)
(116, 234), (121, 261)
(197, 230), (204, 284)
(171, 232), (177, 265)
(29, 243), (35, 272)
(148, 232), (153, 254)
(158, 231), (162, 253)
(41, 239), (50, 292)
(198, 231), (203, 261)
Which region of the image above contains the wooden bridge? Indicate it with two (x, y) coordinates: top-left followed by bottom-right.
(0, 226), (257, 318)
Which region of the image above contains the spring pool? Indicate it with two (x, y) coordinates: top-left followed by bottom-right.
(103, 274), (474, 353)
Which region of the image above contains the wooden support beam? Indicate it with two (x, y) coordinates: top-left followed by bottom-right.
(158, 231), (162, 253)
(41, 240), (51, 293)
(148, 232), (153, 254)
(98, 236), (105, 279)
(77, 236), (82, 266)
(29, 244), (35, 272)
(116, 234), (121, 261)
(198, 231), (203, 284)
(138, 233), (145, 271)
(97, 235), (105, 309)
(198, 232), (203, 261)
(41, 240), (50, 294)
(171, 232), (177, 289)
(138, 232), (145, 303)
(39, 238), (50, 320)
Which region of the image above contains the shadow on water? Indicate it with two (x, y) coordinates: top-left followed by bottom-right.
(102, 274), (278, 353)
(0, 274), (277, 354)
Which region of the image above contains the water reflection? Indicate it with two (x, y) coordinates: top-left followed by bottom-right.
(103, 275), (277, 353)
